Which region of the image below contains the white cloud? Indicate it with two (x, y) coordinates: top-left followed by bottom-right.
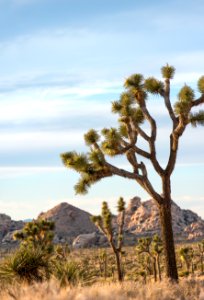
(0, 79), (121, 123)
(0, 166), (64, 179)
(0, 130), (85, 151)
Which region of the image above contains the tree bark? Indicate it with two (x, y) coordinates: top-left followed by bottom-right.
(159, 200), (178, 281)
(152, 256), (157, 282)
(115, 250), (123, 282)
(157, 254), (162, 281)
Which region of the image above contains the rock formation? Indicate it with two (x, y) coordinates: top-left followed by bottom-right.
(0, 213), (24, 245)
(124, 197), (204, 242)
(1, 198), (204, 248)
(38, 202), (97, 244)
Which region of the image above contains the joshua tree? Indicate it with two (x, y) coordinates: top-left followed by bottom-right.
(61, 65), (204, 281)
(198, 240), (204, 274)
(91, 197), (125, 281)
(179, 246), (194, 274)
(136, 235), (163, 282)
(136, 237), (157, 282)
(14, 219), (55, 254)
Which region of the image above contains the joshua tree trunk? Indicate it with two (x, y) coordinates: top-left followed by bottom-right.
(115, 250), (123, 282)
(159, 199), (178, 281)
(157, 253), (162, 281)
(152, 256), (157, 282)
(200, 254), (204, 274)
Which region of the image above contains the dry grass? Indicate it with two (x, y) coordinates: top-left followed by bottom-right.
(1, 278), (204, 300)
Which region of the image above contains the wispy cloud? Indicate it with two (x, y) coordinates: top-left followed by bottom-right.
(0, 130), (85, 151)
(0, 166), (64, 179)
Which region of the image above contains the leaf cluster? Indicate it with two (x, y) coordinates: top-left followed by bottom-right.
(161, 64), (175, 79)
(174, 85), (194, 116)
(144, 77), (164, 95)
(14, 219), (55, 254)
(189, 110), (204, 127)
(91, 198), (126, 248)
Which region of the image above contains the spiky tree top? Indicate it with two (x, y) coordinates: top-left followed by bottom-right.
(136, 235), (163, 257)
(14, 219), (55, 253)
(91, 197), (125, 252)
(61, 65), (204, 204)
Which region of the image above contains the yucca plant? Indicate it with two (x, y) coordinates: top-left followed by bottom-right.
(0, 247), (51, 284)
(52, 259), (96, 287)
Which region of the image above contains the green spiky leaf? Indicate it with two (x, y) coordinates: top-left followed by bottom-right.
(111, 101), (122, 114)
(124, 74), (144, 90)
(119, 124), (128, 138)
(117, 197), (125, 212)
(74, 176), (90, 194)
(174, 101), (191, 116)
(84, 129), (100, 146)
(198, 76), (204, 94)
(144, 77), (164, 94)
(178, 85), (195, 102)
(189, 110), (204, 127)
(161, 64), (175, 79)
(120, 92), (134, 106)
(131, 108), (144, 124)
(90, 215), (102, 225)
(60, 152), (75, 166)
(101, 141), (120, 156)
(89, 149), (105, 168)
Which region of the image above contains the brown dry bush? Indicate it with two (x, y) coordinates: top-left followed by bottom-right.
(1, 278), (204, 300)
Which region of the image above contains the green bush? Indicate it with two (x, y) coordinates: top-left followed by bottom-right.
(0, 247), (51, 284)
(52, 259), (96, 287)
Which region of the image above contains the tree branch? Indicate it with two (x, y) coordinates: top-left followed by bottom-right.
(165, 116), (187, 175)
(163, 79), (178, 128)
(135, 102), (164, 175)
(192, 95), (204, 107)
(137, 162), (163, 204)
(105, 161), (141, 180)
(140, 104), (157, 141)
(133, 124), (150, 142)
(117, 210), (125, 252)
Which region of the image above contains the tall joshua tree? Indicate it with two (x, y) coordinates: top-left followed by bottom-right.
(61, 65), (204, 281)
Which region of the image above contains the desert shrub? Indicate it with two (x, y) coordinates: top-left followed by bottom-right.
(52, 259), (96, 287)
(0, 246), (51, 284)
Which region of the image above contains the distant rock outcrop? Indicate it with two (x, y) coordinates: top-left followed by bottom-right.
(124, 197), (204, 242)
(0, 213), (24, 245)
(1, 198), (204, 248)
(38, 202), (97, 244)
(72, 232), (98, 249)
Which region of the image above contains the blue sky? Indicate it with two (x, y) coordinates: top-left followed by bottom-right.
(0, 0), (204, 220)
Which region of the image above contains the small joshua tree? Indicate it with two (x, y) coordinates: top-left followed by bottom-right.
(91, 197), (125, 281)
(179, 246), (194, 274)
(136, 237), (157, 282)
(136, 235), (163, 282)
(98, 249), (108, 279)
(198, 240), (204, 274)
(14, 219), (55, 254)
(61, 65), (204, 281)
(152, 234), (163, 281)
